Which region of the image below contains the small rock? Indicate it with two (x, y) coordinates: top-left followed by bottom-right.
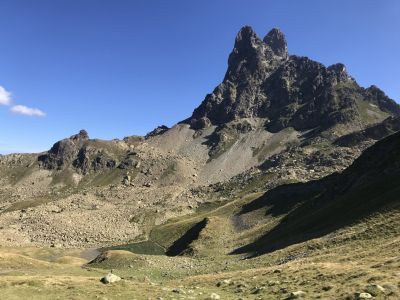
(252, 287), (265, 294)
(216, 279), (231, 287)
(122, 175), (131, 186)
(206, 293), (220, 300)
(356, 292), (373, 299)
(172, 288), (184, 294)
(100, 272), (121, 284)
(288, 291), (306, 299)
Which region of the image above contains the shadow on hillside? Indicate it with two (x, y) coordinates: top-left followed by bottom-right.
(231, 170), (400, 258)
(166, 218), (209, 256)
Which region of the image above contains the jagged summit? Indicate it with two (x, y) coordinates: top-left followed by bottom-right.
(231, 26), (288, 59)
(233, 26), (259, 47)
(70, 129), (89, 141)
(224, 26), (286, 82)
(263, 28), (288, 58)
(186, 26), (400, 132)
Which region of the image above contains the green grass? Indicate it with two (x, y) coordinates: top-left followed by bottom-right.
(106, 241), (166, 256)
(79, 168), (126, 187)
(0, 196), (399, 300)
(2, 196), (54, 213)
(51, 168), (76, 186)
(148, 192), (262, 250)
(356, 98), (389, 125)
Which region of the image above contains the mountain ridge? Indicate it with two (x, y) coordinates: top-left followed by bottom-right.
(0, 26), (399, 253)
(185, 26), (399, 133)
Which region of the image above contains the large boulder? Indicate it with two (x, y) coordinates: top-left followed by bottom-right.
(100, 272), (121, 284)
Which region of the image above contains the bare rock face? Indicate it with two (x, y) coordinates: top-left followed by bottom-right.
(363, 85), (400, 115)
(145, 125), (169, 139)
(73, 146), (117, 174)
(70, 129), (89, 141)
(38, 130), (117, 174)
(185, 27), (400, 131)
(38, 130), (89, 170)
(263, 28), (288, 58)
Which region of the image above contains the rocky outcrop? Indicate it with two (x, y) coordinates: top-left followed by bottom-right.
(184, 27), (399, 132)
(363, 85), (400, 115)
(38, 130), (89, 170)
(263, 28), (288, 58)
(38, 130), (118, 174)
(73, 146), (117, 174)
(145, 125), (169, 139)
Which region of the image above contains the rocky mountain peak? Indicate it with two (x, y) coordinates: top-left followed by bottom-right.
(233, 26), (261, 49)
(70, 129), (89, 141)
(224, 26), (267, 82)
(185, 26), (400, 132)
(263, 28), (288, 58)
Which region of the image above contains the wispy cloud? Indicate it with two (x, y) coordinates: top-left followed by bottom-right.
(0, 84), (46, 117)
(10, 105), (46, 117)
(0, 86), (12, 105)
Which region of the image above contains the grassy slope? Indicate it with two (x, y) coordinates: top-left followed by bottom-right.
(0, 202), (399, 299)
(233, 131), (400, 256)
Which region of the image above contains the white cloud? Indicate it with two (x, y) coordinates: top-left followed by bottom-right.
(0, 85), (46, 117)
(10, 105), (46, 117)
(0, 86), (12, 105)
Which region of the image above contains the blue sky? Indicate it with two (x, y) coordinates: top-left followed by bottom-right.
(0, 0), (399, 153)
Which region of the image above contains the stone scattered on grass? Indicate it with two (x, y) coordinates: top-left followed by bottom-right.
(356, 292), (373, 299)
(216, 279), (231, 287)
(100, 272), (121, 284)
(288, 290), (306, 299)
(252, 286), (265, 294)
(206, 293), (221, 300)
(172, 288), (185, 294)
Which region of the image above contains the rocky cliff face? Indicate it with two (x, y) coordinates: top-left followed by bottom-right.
(186, 27), (400, 132)
(38, 130), (120, 174)
(38, 130), (90, 170)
